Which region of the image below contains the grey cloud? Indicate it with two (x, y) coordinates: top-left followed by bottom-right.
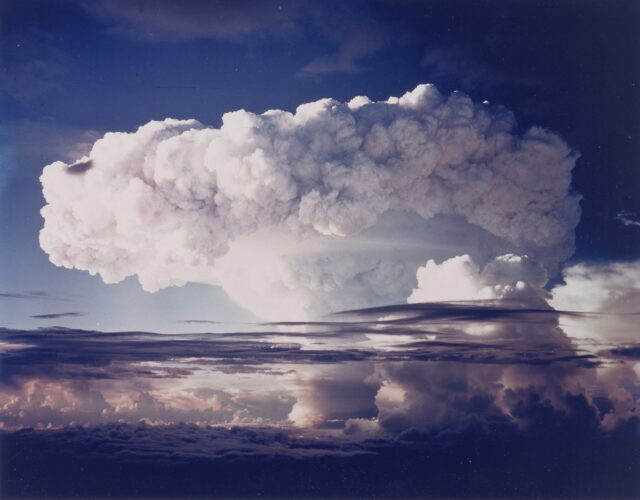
(604, 345), (640, 359)
(333, 299), (587, 324)
(177, 319), (221, 325)
(2, 422), (372, 469)
(0, 299), (613, 388)
(2, 404), (638, 499)
(0, 327), (375, 386)
(0, 290), (71, 302)
(2, 299), (636, 434)
(66, 159), (94, 175)
(30, 312), (84, 319)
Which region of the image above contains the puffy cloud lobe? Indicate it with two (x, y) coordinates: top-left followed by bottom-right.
(408, 253), (549, 304)
(0, 379), (293, 430)
(550, 260), (640, 341)
(40, 85), (580, 319)
(406, 254), (573, 342)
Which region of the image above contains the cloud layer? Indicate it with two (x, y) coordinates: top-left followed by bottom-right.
(2, 295), (639, 498)
(2, 308), (639, 498)
(40, 85), (581, 319)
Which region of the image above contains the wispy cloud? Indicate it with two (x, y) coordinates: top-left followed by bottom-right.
(298, 23), (389, 76)
(0, 291), (72, 302)
(333, 299), (588, 324)
(421, 44), (540, 92)
(615, 210), (640, 227)
(30, 312), (84, 320)
(76, 0), (304, 42)
(0, 299), (616, 387)
(0, 30), (70, 101)
(177, 319), (221, 325)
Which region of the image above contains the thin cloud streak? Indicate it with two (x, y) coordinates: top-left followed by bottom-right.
(0, 291), (72, 302)
(30, 312), (84, 319)
(0, 298), (625, 387)
(616, 210), (640, 228)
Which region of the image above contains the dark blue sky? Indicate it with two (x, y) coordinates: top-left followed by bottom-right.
(1, 0), (638, 330)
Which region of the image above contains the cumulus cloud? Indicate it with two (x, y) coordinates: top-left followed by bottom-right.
(550, 260), (640, 341)
(285, 361), (379, 428)
(40, 84), (581, 320)
(408, 253), (549, 304)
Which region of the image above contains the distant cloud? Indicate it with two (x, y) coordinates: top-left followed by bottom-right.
(0, 120), (101, 173)
(298, 23), (389, 76)
(421, 45), (540, 92)
(77, 0), (304, 41)
(334, 299), (583, 324)
(30, 312), (84, 319)
(605, 344), (640, 360)
(0, 298), (608, 389)
(615, 210), (640, 227)
(1, 294), (638, 495)
(407, 254), (549, 304)
(178, 319), (221, 325)
(0, 291), (71, 302)
(2, 403), (638, 498)
(550, 260), (640, 341)
(0, 31), (70, 100)
(76, 0), (390, 77)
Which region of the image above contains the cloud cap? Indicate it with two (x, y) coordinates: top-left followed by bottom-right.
(40, 85), (581, 319)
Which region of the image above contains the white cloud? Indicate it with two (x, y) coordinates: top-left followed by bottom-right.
(408, 253), (549, 304)
(40, 84), (581, 320)
(550, 261), (640, 341)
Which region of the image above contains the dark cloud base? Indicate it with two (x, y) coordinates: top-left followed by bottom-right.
(2, 409), (639, 499)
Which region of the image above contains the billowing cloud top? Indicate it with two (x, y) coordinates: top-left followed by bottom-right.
(40, 85), (581, 319)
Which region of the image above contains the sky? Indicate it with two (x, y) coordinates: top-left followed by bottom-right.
(1, 1), (639, 498)
(1, 0), (639, 332)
